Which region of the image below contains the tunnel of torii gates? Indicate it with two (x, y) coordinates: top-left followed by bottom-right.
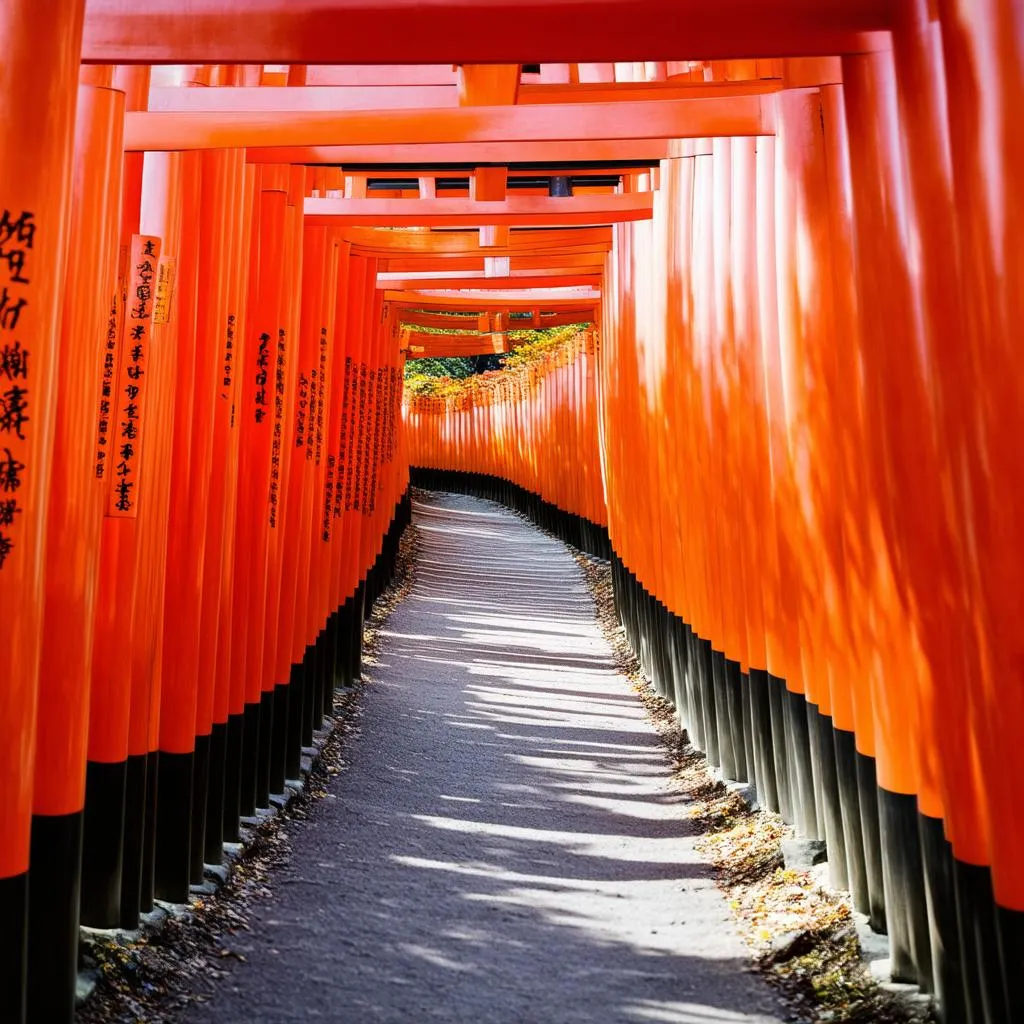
(0, 0), (1023, 1021)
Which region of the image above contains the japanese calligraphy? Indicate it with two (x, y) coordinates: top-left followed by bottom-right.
(337, 357), (355, 517)
(254, 332), (270, 424)
(352, 363), (368, 512)
(106, 234), (162, 517)
(312, 326), (328, 465)
(295, 372), (310, 451)
(0, 209), (35, 285)
(152, 257), (176, 326)
(94, 284), (122, 478)
(322, 454), (335, 542)
(0, 208), (34, 570)
(268, 329), (286, 528)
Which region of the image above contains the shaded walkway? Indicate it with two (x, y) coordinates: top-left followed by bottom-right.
(181, 493), (786, 1023)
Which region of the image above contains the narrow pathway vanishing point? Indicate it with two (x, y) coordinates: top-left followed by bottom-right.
(181, 492), (786, 1024)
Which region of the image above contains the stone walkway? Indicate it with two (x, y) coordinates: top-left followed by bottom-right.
(180, 492), (786, 1024)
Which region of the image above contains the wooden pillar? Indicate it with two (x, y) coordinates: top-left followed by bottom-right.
(0, 2), (86, 1020)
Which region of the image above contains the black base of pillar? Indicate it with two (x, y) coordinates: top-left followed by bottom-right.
(120, 751), (149, 928)
(223, 713), (244, 842)
(767, 673), (793, 824)
(351, 585), (366, 682)
(26, 811), (83, 1024)
(812, 710), (848, 892)
(833, 728), (869, 915)
(877, 787), (932, 988)
(855, 750), (886, 934)
(783, 687), (819, 840)
(80, 758), (127, 928)
(748, 668), (778, 813)
(711, 650), (735, 778)
(322, 616), (337, 717)
(285, 662), (304, 780)
(336, 600), (353, 689)
(996, 904), (1024, 1022)
(140, 750), (159, 915)
(919, 813), (967, 1021)
(954, 859), (1008, 1024)
(310, 636), (325, 734)
(256, 689), (275, 809)
(0, 872), (27, 1024)
(725, 658), (747, 783)
(153, 750), (194, 904)
(300, 645), (316, 747)
(189, 734), (211, 884)
(204, 722), (227, 864)
(739, 669), (754, 791)
(240, 702), (260, 818)
(270, 682), (289, 795)
(698, 639), (719, 767)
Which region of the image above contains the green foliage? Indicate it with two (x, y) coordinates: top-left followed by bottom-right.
(503, 325), (589, 366)
(402, 322), (593, 391)
(404, 356), (477, 381)
(505, 322), (590, 349)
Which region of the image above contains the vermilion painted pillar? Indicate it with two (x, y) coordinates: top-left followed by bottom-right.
(843, 41), (936, 989)
(937, 1), (1024, 1017)
(232, 174), (288, 816)
(218, 161), (256, 845)
(890, 3), (986, 1015)
(151, 150), (205, 904)
(129, 152), (184, 915)
(195, 147), (248, 866)
(80, 65), (150, 933)
(26, 80), (123, 1024)
(0, 3), (86, 1020)
(818, 82), (876, 922)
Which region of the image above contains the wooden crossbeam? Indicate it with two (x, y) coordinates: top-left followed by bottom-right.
(145, 78), (784, 113)
(245, 141), (670, 164)
(123, 96), (771, 151)
(339, 226), (612, 257)
(388, 289), (599, 309)
(405, 331), (511, 358)
(82, 1), (896, 64)
(399, 309), (590, 330)
(380, 252), (607, 273)
(380, 273), (601, 290)
(304, 192), (652, 228)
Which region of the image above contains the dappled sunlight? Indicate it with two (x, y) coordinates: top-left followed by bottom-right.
(180, 494), (783, 1024)
(623, 1001), (775, 1023)
(331, 495), (784, 1021)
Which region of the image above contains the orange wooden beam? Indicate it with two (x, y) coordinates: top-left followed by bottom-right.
(380, 272), (601, 290)
(381, 264), (601, 280)
(82, 1), (896, 64)
(398, 308), (590, 329)
(146, 78), (784, 114)
(244, 140), (669, 164)
(332, 166), (649, 181)
(342, 225), (612, 257)
(305, 66), (459, 86)
(381, 251), (607, 272)
(303, 192), (652, 227)
(406, 331), (510, 357)
(123, 96), (772, 151)
(388, 289), (599, 309)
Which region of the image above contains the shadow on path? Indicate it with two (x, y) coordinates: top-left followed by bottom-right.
(180, 493), (787, 1024)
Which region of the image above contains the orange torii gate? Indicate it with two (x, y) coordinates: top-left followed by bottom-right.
(3, 3), (1024, 1024)
(80, 1), (896, 64)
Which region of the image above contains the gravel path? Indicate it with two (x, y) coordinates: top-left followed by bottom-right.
(180, 492), (787, 1024)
